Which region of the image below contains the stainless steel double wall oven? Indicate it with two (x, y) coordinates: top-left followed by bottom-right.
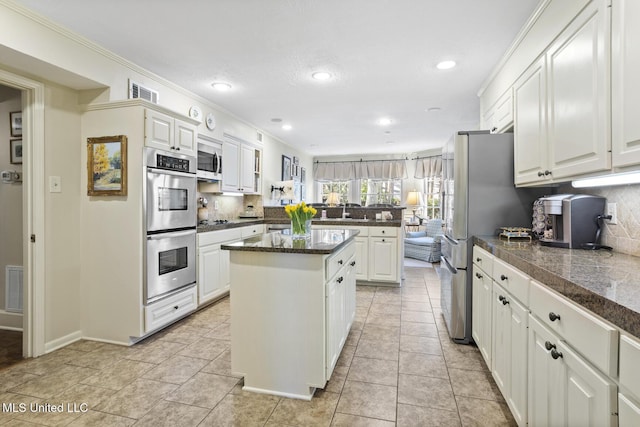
(144, 147), (197, 304)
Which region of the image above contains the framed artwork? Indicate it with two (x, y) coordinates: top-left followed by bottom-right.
(87, 135), (128, 196)
(9, 139), (22, 164)
(300, 167), (306, 183)
(10, 111), (22, 137)
(281, 155), (291, 180)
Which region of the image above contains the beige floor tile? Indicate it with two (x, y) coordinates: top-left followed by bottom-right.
(364, 311), (401, 326)
(159, 324), (214, 345)
(401, 301), (432, 312)
(66, 345), (129, 370)
(0, 369), (39, 393)
(64, 340), (108, 353)
(372, 294), (402, 305)
(401, 294), (430, 303)
(401, 321), (439, 338)
(398, 374), (458, 411)
(177, 337), (230, 360)
(268, 389), (339, 426)
(9, 364), (97, 399)
(401, 310), (435, 323)
(324, 365), (349, 394)
(199, 392), (279, 427)
(336, 380), (397, 422)
(397, 403), (461, 427)
(331, 412), (395, 426)
(165, 372), (239, 408)
(368, 302), (402, 315)
(441, 344), (489, 372)
(55, 383), (118, 408)
(345, 329), (362, 347)
(398, 352), (448, 379)
(354, 339), (399, 361)
(346, 357), (398, 387)
(142, 355), (209, 384)
(134, 400), (209, 427)
(200, 349), (241, 378)
(400, 335), (443, 356)
(456, 396), (517, 427)
(448, 368), (504, 401)
(124, 339), (186, 365)
(13, 348), (86, 376)
(81, 359), (156, 390)
(360, 324), (400, 342)
(206, 322), (231, 340)
(66, 410), (137, 426)
(94, 379), (178, 419)
(336, 345), (356, 368)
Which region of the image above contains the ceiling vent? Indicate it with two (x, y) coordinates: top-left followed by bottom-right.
(128, 79), (159, 104)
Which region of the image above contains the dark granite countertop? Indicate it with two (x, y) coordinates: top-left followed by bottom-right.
(198, 218), (403, 233)
(197, 219), (264, 233)
(474, 236), (640, 339)
(222, 229), (360, 255)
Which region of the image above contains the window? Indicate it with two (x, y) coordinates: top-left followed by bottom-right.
(318, 179), (402, 206)
(422, 175), (441, 219)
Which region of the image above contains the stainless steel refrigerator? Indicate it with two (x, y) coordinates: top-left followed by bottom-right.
(439, 131), (545, 344)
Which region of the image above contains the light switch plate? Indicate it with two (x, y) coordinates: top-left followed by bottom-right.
(49, 176), (61, 193)
(606, 202), (617, 225)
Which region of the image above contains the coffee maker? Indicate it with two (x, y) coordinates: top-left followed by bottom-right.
(538, 194), (606, 248)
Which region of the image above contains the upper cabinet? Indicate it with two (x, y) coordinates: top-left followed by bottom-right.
(482, 88), (514, 134)
(612, 0), (640, 168)
(513, 0), (611, 186)
(221, 134), (262, 194)
(145, 109), (197, 157)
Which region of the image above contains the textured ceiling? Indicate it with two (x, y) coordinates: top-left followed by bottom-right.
(12, 0), (540, 156)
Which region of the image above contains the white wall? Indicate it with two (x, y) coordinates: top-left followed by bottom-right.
(0, 87), (22, 329)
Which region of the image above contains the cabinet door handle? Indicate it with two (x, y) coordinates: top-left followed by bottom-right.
(338, 259), (343, 265)
(475, 272), (483, 279)
(350, 261), (356, 266)
(544, 341), (556, 351)
(500, 274), (508, 281)
(476, 257), (482, 262)
(382, 239), (386, 242)
(173, 305), (179, 310)
(549, 312), (561, 322)
(337, 276), (343, 283)
(382, 230), (385, 234)
(544, 170), (552, 176)
(538, 171), (545, 177)
(175, 147), (180, 151)
(550, 348), (563, 360)
(502, 298), (509, 306)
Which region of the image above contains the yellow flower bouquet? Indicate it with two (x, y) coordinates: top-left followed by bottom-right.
(285, 202), (317, 238)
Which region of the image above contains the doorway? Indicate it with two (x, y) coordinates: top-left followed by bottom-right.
(0, 68), (46, 362)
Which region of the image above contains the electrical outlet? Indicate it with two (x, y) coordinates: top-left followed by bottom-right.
(214, 200), (219, 210)
(606, 203), (617, 225)
(49, 176), (62, 193)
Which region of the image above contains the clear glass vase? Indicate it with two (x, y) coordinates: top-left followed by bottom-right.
(291, 219), (311, 240)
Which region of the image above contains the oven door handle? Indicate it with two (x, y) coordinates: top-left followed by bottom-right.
(147, 167), (195, 178)
(147, 229), (196, 240)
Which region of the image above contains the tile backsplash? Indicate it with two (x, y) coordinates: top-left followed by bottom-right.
(560, 183), (640, 257)
(196, 193), (263, 221)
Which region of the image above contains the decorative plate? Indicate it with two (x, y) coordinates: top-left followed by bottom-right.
(189, 106), (202, 121)
(205, 113), (216, 130)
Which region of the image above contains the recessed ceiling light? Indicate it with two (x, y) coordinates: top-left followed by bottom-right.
(282, 124), (292, 131)
(271, 118), (283, 123)
(436, 60), (456, 70)
(378, 117), (393, 126)
(427, 107), (442, 112)
(211, 82), (232, 91)
(312, 71), (332, 81)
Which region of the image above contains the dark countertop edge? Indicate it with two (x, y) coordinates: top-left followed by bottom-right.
(222, 230), (359, 255)
(474, 236), (640, 339)
(198, 218), (402, 233)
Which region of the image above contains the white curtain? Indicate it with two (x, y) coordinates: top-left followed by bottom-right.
(314, 159), (408, 181)
(414, 156), (442, 179)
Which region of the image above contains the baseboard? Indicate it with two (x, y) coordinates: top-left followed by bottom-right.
(44, 330), (82, 353)
(0, 309), (23, 330)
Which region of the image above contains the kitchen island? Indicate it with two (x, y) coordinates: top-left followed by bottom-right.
(222, 229), (359, 400)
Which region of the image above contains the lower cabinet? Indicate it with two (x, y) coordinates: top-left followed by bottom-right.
(472, 263), (493, 366)
(368, 236), (398, 281)
(144, 285), (197, 334)
(491, 282), (528, 427)
(528, 314), (617, 427)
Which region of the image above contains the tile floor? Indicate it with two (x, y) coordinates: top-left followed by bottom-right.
(0, 266), (515, 426)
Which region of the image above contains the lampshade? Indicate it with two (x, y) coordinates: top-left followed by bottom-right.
(406, 190), (423, 206)
(326, 192), (341, 206)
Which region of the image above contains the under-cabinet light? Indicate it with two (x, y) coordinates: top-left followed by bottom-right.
(571, 171), (640, 188)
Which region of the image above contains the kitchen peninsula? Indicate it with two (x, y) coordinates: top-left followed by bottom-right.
(222, 229), (359, 400)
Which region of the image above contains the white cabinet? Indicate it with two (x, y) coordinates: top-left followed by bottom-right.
(222, 136), (261, 194)
(491, 282), (528, 427)
(612, 0), (640, 168)
(528, 314), (617, 427)
(514, 0), (611, 186)
(144, 285), (197, 334)
(368, 227), (398, 282)
(482, 88), (513, 133)
(545, 0), (611, 180)
(619, 335), (640, 426)
(514, 56), (550, 185)
(145, 109), (197, 156)
(354, 235), (369, 281)
(471, 246), (493, 367)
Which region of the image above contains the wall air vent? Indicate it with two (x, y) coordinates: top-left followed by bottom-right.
(128, 80), (159, 104)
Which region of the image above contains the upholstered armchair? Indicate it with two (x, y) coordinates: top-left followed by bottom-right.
(404, 219), (444, 263)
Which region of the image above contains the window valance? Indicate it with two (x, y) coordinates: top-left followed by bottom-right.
(313, 159), (408, 181)
(414, 156), (442, 179)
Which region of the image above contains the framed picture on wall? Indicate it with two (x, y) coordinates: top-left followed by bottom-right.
(10, 139), (22, 164)
(10, 111), (22, 137)
(281, 155), (291, 180)
(87, 135), (128, 196)
(300, 167), (306, 184)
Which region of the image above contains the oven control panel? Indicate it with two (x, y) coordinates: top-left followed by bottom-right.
(157, 153), (191, 172)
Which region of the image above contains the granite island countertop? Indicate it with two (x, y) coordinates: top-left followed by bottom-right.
(197, 218), (402, 233)
(475, 236), (640, 339)
(222, 229), (360, 255)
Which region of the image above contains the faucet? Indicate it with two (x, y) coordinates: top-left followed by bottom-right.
(342, 203), (347, 219)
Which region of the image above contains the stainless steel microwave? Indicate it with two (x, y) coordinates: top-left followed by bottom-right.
(197, 140), (222, 181)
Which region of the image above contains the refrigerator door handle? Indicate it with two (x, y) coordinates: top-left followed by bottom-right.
(443, 234), (458, 247)
(441, 255), (457, 275)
